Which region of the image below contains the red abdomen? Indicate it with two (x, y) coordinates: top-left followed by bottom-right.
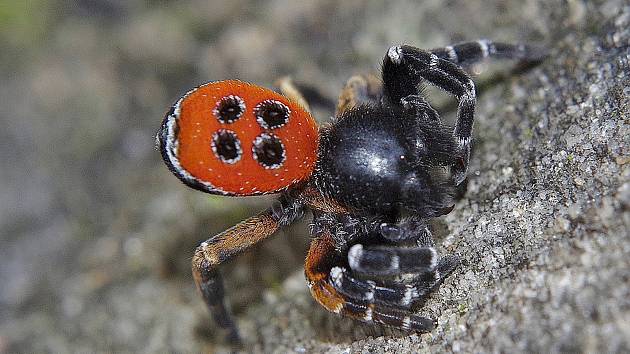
(158, 80), (319, 195)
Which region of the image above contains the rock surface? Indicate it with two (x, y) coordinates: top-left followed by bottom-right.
(0, 1), (628, 353)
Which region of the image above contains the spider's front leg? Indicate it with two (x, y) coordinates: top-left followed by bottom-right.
(305, 229), (435, 331)
(193, 194), (304, 344)
(429, 39), (547, 67)
(383, 45), (478, 185)
(382, 42), (546, 185)
(306, 214), (458, 331)
(338, 217), (459, 313)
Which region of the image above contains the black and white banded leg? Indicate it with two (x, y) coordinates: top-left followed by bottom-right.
(319, 242), (458, 330)
(430, 39), (548, 67)
(306, 231), (439, 331)
(400, 94), (442, 123)
(330, 255), (459, 310)
(347, 244), (437, 276)
(307, 216), (459, 331)
(383, 44), (477, 185)
(322, 214), (460, 328)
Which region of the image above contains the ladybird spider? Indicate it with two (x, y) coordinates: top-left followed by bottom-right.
(157, 40), (545, 344)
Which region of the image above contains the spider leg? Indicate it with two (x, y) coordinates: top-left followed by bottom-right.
(379, 216), (434, 247)
(335, 73), (383, 115)
(332, 213), (458, 308)
(304, 230), (437, 331)
(347, 244), (437, 276)
(275, 76), (312, 113)
(430, 40), (547, 67)
(399, 94), (441, 122)
(330, 255), (459, 310)
(275, 76), (337, 114)
(192, 194), (304, 344)
(383, 45), (477, 185)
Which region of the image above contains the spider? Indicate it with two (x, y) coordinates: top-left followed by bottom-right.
(157, 40), (545, 344)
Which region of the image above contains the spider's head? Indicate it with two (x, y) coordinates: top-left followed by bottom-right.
(314, 104), (457, 217)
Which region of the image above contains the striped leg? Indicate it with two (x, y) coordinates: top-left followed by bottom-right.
(430, 40), (548, 66)
(347, 244), (438, 276)
(383, 45), (477, 185)
(330, 255), (459, 309)
(305, 231), (439, 331)
(193, 194), (304, 344)
(325, 212), (458, 314)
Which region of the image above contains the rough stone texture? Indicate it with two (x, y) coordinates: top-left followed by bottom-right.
(0, 1), (628, 353)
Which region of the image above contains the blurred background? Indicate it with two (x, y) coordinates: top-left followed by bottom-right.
(1, 0), (628, 353)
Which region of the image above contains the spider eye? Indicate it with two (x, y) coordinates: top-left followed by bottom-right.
(214, 95), (245, 123)
(211, 129), (242, 164)
(252, 133), (285, 169)
(254, 100), (290, 129)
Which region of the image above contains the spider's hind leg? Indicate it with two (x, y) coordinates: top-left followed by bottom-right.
(193, 194), (305, 345)
(335, 73), (383, 115)
(275, 76), (313, 113)
(275, 76), (337, 114)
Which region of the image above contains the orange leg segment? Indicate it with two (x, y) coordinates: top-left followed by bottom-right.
(192, 210), (280, 344)
(304, 231), (346, 314)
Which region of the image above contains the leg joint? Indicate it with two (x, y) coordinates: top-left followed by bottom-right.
(192, 244), (221, 280)
(387, 46), (403, 64)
